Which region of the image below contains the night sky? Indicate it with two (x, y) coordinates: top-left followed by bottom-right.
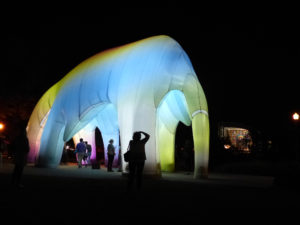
(1, 11), (299, 142)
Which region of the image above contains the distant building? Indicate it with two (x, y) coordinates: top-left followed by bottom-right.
(218, 122), (270, 155)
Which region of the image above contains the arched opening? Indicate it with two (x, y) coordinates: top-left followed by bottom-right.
(60, 127), (108, 169)
(95, 127), (105, 167)
(68, 103), (120, 169)
(157, 90), (191, 172)
(60, 138), (76, 165)
(175, 122), (194, 172)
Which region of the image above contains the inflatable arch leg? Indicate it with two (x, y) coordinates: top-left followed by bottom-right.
(37, 122), (65, 168)
(192, 112), (210, 179)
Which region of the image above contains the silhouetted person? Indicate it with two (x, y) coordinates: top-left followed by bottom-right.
(0, 136), (7, 168)
(11, 122), (29, 189)
(107, 139), (115, 172)
(85, 141), (92, 166)
(127, 131), (150, 192)
(75, 138), (86, 168)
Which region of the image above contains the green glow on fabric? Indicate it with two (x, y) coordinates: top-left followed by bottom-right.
(27, 35), (209, 178)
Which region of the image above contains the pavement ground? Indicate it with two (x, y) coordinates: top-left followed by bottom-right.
(0, 162), (299, 223)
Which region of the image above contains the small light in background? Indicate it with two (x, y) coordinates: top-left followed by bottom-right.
(293, 113), (299, 121)
(224, 144), (231, 149)
(0, 122), (4, 131)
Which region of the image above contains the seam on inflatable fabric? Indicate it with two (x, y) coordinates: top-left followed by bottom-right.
(79, 102), (108, 120)
(40, 110), (51, 127)
(192, 110), (208, 118)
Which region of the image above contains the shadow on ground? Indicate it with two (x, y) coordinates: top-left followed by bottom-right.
(0, 161), (300, 223)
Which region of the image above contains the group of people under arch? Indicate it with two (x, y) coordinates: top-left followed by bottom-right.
(9, 126), (194, 192)
(72, 139), (92, 168)
(72, 131), (150, 191)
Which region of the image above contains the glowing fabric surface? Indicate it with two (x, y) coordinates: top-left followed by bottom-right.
(27, 35), (209, 178)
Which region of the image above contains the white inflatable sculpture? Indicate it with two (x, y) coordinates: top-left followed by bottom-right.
(27, 35), (209, 178)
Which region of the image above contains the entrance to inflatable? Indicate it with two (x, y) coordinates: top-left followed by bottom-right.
(59, 89), (196, 174)
(95, 127), (105, 167)
(175, 122), (194, 172)
(156, 90), (195, 173)
(56, 102), (120, 169)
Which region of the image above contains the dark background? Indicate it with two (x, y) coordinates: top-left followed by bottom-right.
(1, 10), (299, 155)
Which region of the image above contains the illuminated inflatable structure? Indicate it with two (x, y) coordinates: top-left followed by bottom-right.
(27, 35), (209, 178)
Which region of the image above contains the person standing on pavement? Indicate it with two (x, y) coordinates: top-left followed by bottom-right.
(0, 136), (6, 168)
(11, 121), (30, 188)
(75, 138), (86, 168)
(84, 141), (92, 167)
(107, 139), (115, 172)
(127, 131), (150, 192)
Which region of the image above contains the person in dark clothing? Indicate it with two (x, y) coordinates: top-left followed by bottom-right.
(107, 139), (115, 172)
(127, 131), (150, 192)
(75, 138), (86, 168)
(0, 136), (7, 168)
(85, 141), (92, 166)
(11, 122), (30, 189)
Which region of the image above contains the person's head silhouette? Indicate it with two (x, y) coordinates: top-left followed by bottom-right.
(133, 132), (141, 141)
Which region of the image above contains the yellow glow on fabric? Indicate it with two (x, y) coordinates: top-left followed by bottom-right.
(192, 113), (209, 178)
(157, 90), (190, 172)
(27, 35), (209, 178)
